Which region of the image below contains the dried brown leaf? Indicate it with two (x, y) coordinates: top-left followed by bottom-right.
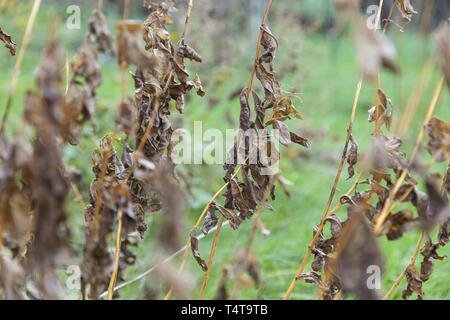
(190, 230), (208, 272)
(395, 0), (418, 22)
(0, 27), (16, 56)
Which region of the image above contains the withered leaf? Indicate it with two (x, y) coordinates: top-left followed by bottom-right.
(242, 169), (258, 211)
(383, 210), (419, 240)
(87, 8), (116, 54)
(177, 39), (202, 63)
(425, 117), (450, 162)
(420, 239), (445, 282)
(260, 25), (278, 69)
(395, 0), (418, 22)
(214, 267), (229, 300)
(230, 178), (251, 218)
(297, 271), (324, 287)
(0, 28), (16, 56)
(246, 255), (261, 287)
(215, 204), (242, 230)
(201, 204), (219, 235)
(421, 179), (450, 231)
(116, 21), (168, 72)
(347, 135), (358, 179)
(402, 264), (424, 300)
(190, 230), (208, 272)
(326, 215), (343, 238)
(368, 89), (393, 131)
(290, 131), (310, 148)
(272, 120), (291, 147)
(355, 21), (399, 82)
(266, 96), (303, 125)
(335, 213), (384, 300)
(438, 218), (450, 246)
(239, 89), (252, 131)
(367, 135), (408, 172)
(444, 165), (450, 196)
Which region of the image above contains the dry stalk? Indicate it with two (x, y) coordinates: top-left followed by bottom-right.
(284, 78), (363, 300)
(107, 208), (124, 300)
(383, 232), (425, 299)
(198, 216), (225, 299)
(0, 0), (42, 136)
(374, 77), (445, 235)
(166, 0), (274, 300)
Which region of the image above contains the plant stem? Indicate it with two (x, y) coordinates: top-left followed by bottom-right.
(284, 78), (363, 300)
(383, 232), (425, 299)
(0, 0), (42, 137)
(107, 208), (124, 300)
(181, 0), (193, 39)
(198, 216), (225, 299)
(246, 0), (273, 96)
(164, 162), (245, 300)
(374, 77), (444, 235)
(99, 221), (230, 298)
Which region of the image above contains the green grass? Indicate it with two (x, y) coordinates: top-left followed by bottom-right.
(0, 1), (449, 300)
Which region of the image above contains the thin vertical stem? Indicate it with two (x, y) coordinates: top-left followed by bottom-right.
(0, 0), (42, 136)
(284, 78), (363, 300)
(108, 208), (124, 300)
(383, 232), (425, 299)
(198, 216), (225, 299)
(181, 0), (193, 39)
(374, 77), (444, 234)
(246, 0), (273, 96)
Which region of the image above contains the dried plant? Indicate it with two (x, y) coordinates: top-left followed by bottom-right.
(0, 27), (16, 56)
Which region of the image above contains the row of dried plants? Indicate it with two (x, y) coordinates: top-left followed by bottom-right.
(0, 0), (449, 300)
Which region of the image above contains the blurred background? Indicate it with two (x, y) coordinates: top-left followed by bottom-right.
(0, 0), (449, 300)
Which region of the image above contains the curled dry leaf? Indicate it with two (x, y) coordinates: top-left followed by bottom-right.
(214, 267), (229, 300)
(419, 238), (445, 283)
(383, 210), (419, 240)
(66, 8), (115, 144)
(347, 135), (358, 179)
(366, 135), (408, 173)
(439, 218), (450, 246)
(421, 179), (450, 231)
(201, 203), (219, 235)
(190, 230), (208, 272)
(444, 165), (450, 196)
(425, 117), (450, 163)
(116, 21), (168, 71)
(215, 204), (242, 230)
(368, 89), (393, 131)
(87, 9), (116, 54)
(0, 27), (16, 56)
(355, 21), (399, 82)
(395, 0), (418, 22)
(335, 213), (384, 300)
(402, 264), (424, 300)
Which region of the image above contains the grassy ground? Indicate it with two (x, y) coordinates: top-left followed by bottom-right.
(0, 1), (449, 300)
